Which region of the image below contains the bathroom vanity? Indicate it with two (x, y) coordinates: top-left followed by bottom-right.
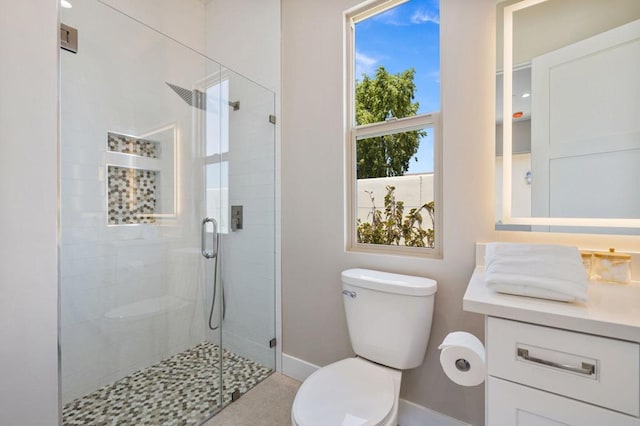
(464, 257), (640, 425)
(482, 0), (640, 421)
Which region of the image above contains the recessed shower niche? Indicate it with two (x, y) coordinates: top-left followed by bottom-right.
(106, 127), (176, 225)
(107, 166), (157, 224)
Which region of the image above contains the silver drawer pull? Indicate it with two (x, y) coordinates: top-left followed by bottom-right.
(517, 348), (595, 376)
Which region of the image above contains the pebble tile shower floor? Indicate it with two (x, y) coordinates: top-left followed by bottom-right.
(62, 342), (272, 426)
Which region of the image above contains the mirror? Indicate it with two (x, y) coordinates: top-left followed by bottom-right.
(496, 0), (640, 233)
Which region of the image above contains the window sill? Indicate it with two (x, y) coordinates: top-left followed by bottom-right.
(348, 242), (442, 259)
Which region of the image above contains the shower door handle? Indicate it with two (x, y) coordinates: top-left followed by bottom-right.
(201, 217), (218, 259)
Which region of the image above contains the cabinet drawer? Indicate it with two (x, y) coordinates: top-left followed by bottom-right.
(488, 377), (639, 426)
(487, 317), (640, 416)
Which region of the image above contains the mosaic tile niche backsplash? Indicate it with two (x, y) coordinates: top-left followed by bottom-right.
(107, 132), (160, 225)
(108, 132), (160, 158)
(108, 166), (158, 224)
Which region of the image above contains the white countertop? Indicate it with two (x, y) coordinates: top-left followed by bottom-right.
(463, 267), (640, 343)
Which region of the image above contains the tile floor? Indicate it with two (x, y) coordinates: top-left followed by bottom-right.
(204, 373), (301, 426)
(62, 342), (272, 426)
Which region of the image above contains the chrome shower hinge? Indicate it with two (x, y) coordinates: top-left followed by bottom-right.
(60, 23), (78, 54)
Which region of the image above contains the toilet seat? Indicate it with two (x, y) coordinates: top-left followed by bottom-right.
(292, 358), (398, 426)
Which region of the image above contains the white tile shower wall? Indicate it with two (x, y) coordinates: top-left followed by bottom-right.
(60, 0), (210, 403)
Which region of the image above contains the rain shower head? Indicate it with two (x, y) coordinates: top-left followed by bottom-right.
(165, 82), (240, 111)
(165, 82), (206, 110)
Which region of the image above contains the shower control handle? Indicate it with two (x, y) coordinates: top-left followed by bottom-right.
(201, 218), (218, 259)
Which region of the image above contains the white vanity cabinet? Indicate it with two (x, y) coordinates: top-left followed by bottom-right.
(487, 376), (638, 426)
(464, 267), (640, 426)
(486, 317), (639, 425)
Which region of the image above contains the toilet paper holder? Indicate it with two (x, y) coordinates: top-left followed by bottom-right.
(455, 358), (471, 372)
(439, 331), (486, 386)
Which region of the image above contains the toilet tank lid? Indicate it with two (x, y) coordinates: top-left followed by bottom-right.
(342, 268), (437, 296)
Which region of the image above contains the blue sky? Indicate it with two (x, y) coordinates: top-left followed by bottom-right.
(355, 0), (440, 173)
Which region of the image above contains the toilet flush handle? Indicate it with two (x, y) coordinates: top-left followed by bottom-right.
(342, 290), (357, 298)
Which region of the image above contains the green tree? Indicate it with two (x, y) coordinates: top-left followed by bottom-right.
(355, 67), (426, 179)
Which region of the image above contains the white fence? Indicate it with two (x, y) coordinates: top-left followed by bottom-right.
(357, 173), (434, 224)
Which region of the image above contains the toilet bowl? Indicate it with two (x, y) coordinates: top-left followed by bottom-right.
(291, 357), (401, 426)
(291, 269), (437, 426)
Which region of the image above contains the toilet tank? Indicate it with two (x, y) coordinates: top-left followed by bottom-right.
(341, 268), (437, 370)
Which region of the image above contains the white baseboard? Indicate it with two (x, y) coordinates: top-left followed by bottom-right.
(282, 353), (319, 382)
(282, 353), (470, 426)
(222, 330), (274, 368)
(398, 399), (471, 426)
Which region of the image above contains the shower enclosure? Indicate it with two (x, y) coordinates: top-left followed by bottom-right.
(59, 1), (276, 424)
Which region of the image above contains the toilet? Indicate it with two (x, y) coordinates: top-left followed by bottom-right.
(291, 268), (437, 426)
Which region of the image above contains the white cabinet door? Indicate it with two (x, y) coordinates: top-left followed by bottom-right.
(487, 377), (639, 426)
(530, 19), (640, 219)
(487, 317), (639, 416)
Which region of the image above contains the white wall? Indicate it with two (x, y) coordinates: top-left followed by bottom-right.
(204, 0), (280, 92)
(0, 0), (60, 424)
(6, 0), (640, 424)
(281, 1), (495, 424)
(282, 2), (640, 423)
(101, 0), (206, 53)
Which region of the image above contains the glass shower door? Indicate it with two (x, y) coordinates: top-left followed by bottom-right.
(59, 1), (224, 424)
(204, 67), (277, 405)
(60, 1), (276, 424)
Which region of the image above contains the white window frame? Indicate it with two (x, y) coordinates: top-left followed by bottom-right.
(345, 0), (443, 257)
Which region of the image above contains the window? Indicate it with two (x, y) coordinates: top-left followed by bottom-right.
(346, 0), (441, 255)
(204, 79), (231, 234)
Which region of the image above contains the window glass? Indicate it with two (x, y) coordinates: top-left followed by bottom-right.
(205, 80), (230, 233)
(206, 161), (229, 234)
(206, 80), (229, 156)
(354, 0), (440, 117)
(350, 0), (440, 253)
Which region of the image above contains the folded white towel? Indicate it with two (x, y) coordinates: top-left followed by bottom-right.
(484, 243), (588, 302)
